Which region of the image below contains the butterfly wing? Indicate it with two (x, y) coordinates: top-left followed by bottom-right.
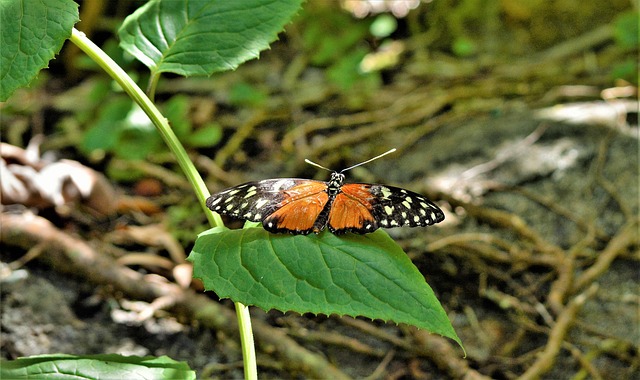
(206, 179), (330, 234)
(327, 184), (379, 234)
(367, 184), (445, 228)
(328, 183), (444, 234)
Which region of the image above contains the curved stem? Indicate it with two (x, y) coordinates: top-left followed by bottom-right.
(69, 28), (257, 379)
(69, 28), (221, 227)
(146, 71), (161, 101)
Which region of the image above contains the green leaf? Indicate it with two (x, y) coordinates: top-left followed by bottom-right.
(613, 11), (639, 50)
(302, 11), (370, 66)
(163, 94), (192, 139)
(82, 97), (134, 153)
(452, 36), (477, 57)
(228, 82), (268, 107)
(118, 0), (304, 77)
(190, 227), (463, 348)
(113, 105), (163, 160)
(82, 98), (162, 160)
(0, 354), (195, 380)
(186, 123), (223, 147)
(0, 0), (79, 101)
(370, 14), (398, 38)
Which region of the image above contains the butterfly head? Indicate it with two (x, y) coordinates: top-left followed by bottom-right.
(328, 172), (345, 194)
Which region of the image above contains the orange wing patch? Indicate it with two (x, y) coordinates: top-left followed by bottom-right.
(263, 182), (329, 233)
(328, 184), (377, 233)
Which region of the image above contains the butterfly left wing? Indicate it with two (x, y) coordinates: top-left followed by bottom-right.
(206, 178), (331, 234)
(328, 183), (444, 234)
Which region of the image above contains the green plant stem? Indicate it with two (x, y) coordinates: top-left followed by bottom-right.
(146, 71), (161, 102)
(69, 28), (220, 227)
(235, 302), (257, 380)
(69, 28), (257, 380)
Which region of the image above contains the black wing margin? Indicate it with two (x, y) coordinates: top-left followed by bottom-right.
(366, 184), (445, 229)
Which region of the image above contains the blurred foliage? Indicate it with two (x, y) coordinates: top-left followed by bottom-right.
(82, 97), (161, 160)
(228, 82), (268, 108)
(80, 94), (221, 168)
(369, 14), (398, 38)
(167, 202), (209, 246)
(612, 11), (639, 83)
(298, 6), (381, 106)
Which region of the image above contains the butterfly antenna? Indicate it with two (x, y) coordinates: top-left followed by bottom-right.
(304, 158), (333, 172)
(340, 148), (396, 173)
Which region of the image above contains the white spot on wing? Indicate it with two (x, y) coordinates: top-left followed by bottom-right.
(254, 198), (269, 209)
(244, 186), (257, 198)
(380, 187), (392, 199)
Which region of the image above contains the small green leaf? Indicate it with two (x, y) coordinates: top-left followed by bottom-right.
(301, 10), (370, 66)
(0, 354), (195, 380)
(163, 94), (192, 139)
(186, 123), (223, 147)
(118, 0), (304, 77)
(82, 99), (162, 160)
(190, 227), (462, 348)
(228, 82), (268, 107)
(82, 97), (133, 153)
(452, 36), (477, 57)
(0, 0), (79, 101)
(370, 14), (398, 38)
(613, 11), (639, 50)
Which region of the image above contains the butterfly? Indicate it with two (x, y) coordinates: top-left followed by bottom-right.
(206, 149), (445, 235)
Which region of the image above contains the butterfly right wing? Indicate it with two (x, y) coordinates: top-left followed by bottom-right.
(327, 183), (444, 234)
(206, 179), (330, 234)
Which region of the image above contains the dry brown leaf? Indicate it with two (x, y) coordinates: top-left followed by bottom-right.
(1, 139), (117, 215)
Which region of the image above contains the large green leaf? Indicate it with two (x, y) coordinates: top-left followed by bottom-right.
(190, 227), (462, 348)
(0, 354), (195, 380)
(118, 0), (303, 76)
(0, 0), (78, 101)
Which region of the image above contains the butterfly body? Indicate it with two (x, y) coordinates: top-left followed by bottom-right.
(206, 171), (444, 235)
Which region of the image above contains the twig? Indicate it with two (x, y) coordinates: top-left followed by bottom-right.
(547, 225), (596, 313)
(572, 221), (639, 292)
(214, 110), (267, 168)
(518, 284), (599, 380)
(411, 327), (493, 380)
(363, 349), (395, 380)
